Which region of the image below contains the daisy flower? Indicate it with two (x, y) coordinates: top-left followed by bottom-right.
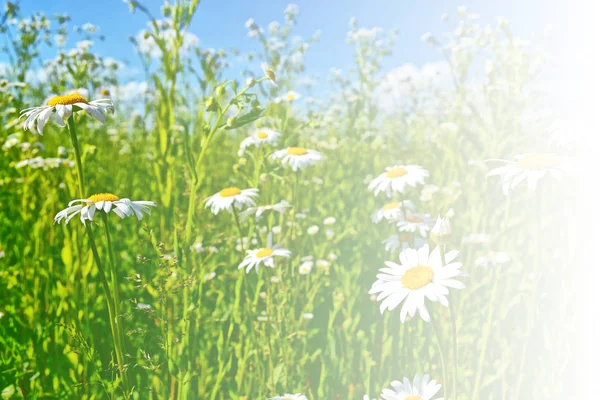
(487, 153), (570, 194)
(271, 147), (323, 171)
(54, 193), (156, 225)
(369, 243), (466, 322)
(462, 233), (490, 245)
(380, 374), (443, 400)
(239, 128), (281, 153)
(368, 165), (429, 197)
(397, 213), (434, 237)
(268, 394), (307, 400)
(475, 251), (510, 267)
(20, 91), (114, 134)
(372, 200), (416, 223)
(239, 200), (290, 221)
(238, 234), (291, 273)
(205, 187), (258, 215)
(283, 90), (301, 102)
(383, 234), (401, 253)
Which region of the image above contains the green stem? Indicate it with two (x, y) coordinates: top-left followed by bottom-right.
(233, 209), (245, 254)
(67, 115), (85, 199)
(86, 223), (130, 394)
(102, 214), (129, 383)
(431, 311), (449, 398)
(471, 268), (500, 400)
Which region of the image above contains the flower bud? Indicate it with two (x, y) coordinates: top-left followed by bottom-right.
(430, 215), (452, 245)
(245, 77), (255, 87)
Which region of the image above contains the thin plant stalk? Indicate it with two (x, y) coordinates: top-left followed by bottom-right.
(430, 311), (449, 398)
(67, 114), (130, 394)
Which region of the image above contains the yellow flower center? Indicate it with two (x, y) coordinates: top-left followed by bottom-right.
(385, 167), (408, 178)
(100, 89), (110, 96)
(287, 93), (296, 100)
(383, 202), (400, 211)
(406, 216), (423, 223)
(257, 131), (269, 139)
(47, 91), (88, 106)
(88, 193), (120, 203)
(516, 153), (561, 170)
(219, 187), (241, 197)
(402, 265), (434, 290)
(405, 397), (423, 400)
(256, 248), (274, 258)
(287, 147), (308, 156)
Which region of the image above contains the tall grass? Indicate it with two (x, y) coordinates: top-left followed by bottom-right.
(0, 2), (577, 399)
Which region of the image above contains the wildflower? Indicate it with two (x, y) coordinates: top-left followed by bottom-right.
(14, 157), (74, 170)
(475, 251), (510, 267)
(0, 249), (4, 258)
(205, 187), (258, 215)
(20, 91), (114, 134)
(372, 200), (416, 223)
(54, 193), (156, 225)
(462, 233), (490, 245)
(307, 225), (319, 235)
(271, 147), (323, 171)
(238, 234), (291, 273)
(239, 128), (281, 153)
(430, 215), (452, 245)
(487, 153), (570, 194)
(261, 62), (277, 86)
(397, 212), (434, 238)
(380, 374), (443, 400)
(283, 91), (301, 102)
(269, 394), (306, 400)
(240, 200), (291, 221)
(369, 243), (466, 322)
(368, 165), (429, 197)
(136, 303), (151, 310)
(323, 217), (336, 225)
(316, 259), (330, 269)
(325, 229), (334, 239)
(302, 313), (314, 319)
(299, 261), (313, 275)
(383, 234), (401, 253)
(203, 271), (217, 281)
(3, 135), (20, 149)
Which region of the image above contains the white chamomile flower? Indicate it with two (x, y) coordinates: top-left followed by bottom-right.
(487, 153), (571, 195)
(239, 128), (281, 153)
(323, 217), (336, 225)
(238, 234), (291, 273)
(269, 394), (307, 400)
(475, 251), (510, 267)
(369, 243), (466, 322)
(240, 200), (291, 221)
(204, 187), (258, 215)
(383, 234), (401, 253)
(368, 165), (429, 197)
(271, 147), (323, 171)
(380, 374), (443, 400)
(54, 193), (156, 225)
(397, 213), (434, 237)
(283, 90), (301, 102)
(462, 233), (490, 245)
(372, 200), (416, 223)
(299, 260), (313, 275)
(307, 225), (319, 235)
(20, 91), (114, 134)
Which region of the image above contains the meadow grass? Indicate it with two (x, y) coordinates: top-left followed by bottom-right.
(0, 2), (576, 399)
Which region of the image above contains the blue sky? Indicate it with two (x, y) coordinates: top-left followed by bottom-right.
(9, 0), (565, 83)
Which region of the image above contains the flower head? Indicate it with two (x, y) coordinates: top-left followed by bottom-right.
(238, 234), (291, 273)
(487, 153), (570, 195)
(54, 193), (156, 225)
(205, 187), (258, 215)
(372, 200), (416, 223)
(269, 394), (307, 400)
(239, 128), (281, 154)
(430, 215), (452, 245)
(271, 147), (323, 171)
(368, 165), (429, 197)
(261, 62), (278, 86)
(20, 91), (114, 134)
(397, 212), (434, 238)
(380, 374), (443, 400)
(369, 243), (466, 322)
